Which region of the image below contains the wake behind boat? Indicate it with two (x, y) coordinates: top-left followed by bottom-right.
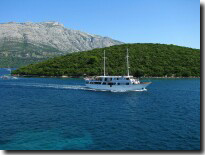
(84, 49), (151, 91)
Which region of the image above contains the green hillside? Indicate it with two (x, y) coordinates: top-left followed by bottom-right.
(12, 43), (200, 77)
(0, 41), (64, 67)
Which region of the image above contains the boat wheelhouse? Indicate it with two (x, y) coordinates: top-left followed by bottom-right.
(84, 49), (151, 91)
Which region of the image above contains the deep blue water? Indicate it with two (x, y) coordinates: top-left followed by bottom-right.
(0, 68), (200, 150)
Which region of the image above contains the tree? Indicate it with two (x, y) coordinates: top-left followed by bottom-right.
(133, 68), (144, 77)
(87, 56), (98, 65)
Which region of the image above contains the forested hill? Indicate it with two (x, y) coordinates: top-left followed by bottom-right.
(12, 43), (200, 77)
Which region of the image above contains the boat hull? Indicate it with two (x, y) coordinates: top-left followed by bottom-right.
(85, 82), (151, 91)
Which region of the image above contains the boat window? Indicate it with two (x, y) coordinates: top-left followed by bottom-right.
(126, 78), (129, 80)
(104, 78), (107, 81)
(86, 81), (89, 84)
(126, 83), (129, 85)
(102, 82), (106, 85)
(117, 78), (119, 80)
(113, 83), (116, 85)
(118, 83), (120, 85)
(94, 82), (101, 84)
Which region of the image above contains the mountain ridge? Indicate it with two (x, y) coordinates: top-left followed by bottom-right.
(0, 21), (123, 67)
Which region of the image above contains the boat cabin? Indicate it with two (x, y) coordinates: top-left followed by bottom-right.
(85, 76), (140, 85)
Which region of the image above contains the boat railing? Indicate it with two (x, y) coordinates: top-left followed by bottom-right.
(84, 77), (102, 81)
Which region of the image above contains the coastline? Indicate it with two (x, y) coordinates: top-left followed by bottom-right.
(12, 74), (200, 79)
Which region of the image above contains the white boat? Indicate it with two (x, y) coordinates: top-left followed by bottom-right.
(0, 68), (18, 80)
(84, 49), (151, 91)
(0, 75), (18, 80)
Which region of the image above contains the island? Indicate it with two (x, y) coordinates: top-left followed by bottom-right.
(12, 43), (200, 78)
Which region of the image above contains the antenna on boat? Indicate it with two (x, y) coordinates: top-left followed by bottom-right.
(126, 48), (130, 76)
(103, 50), (106, 76)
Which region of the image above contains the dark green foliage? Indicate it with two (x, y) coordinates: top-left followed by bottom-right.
(12, 43), (200, 77)
(87, 56), (99, 65)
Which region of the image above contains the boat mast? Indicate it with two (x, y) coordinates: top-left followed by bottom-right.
(126, 48), (130, 76)
(103, 50), (106, 76)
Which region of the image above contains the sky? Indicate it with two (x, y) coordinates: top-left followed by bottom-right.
(0, 0), (200, 49)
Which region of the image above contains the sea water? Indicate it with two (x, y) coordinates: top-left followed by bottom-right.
(0, 68), (200, 150)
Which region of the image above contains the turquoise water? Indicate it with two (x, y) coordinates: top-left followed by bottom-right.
(0, 69), (200, 150)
